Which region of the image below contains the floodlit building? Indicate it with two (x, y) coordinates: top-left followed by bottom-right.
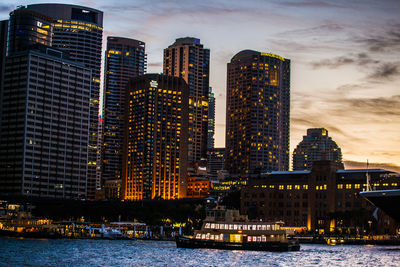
(225, 50), (290, 175)
(122, 74), (189, 200)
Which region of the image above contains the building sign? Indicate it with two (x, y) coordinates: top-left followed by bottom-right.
(150, 80), (158, 88)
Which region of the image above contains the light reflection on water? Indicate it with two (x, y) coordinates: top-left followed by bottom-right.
(1, 238), (399, 267)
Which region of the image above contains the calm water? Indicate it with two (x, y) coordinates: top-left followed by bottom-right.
(1, 238), (399, 266)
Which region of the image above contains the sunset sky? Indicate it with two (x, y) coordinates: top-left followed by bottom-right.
(1, 0), (399, 171)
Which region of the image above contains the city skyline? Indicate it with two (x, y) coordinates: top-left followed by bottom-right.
(1, 0), (399, 172)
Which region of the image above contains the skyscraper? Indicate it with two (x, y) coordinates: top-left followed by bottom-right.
(208, 87), (215, 150)
(7, 8), (53, 55)
(102, 37), (146, 185)
(0, 20), (8, 137)
(293, 128), (343, 170)
(26, 4), (103, 198)
(0, 45), (92, 198)
(122, 74), (188, 200)
(163, 37), (209, 167)
(225, 50), (290, 175)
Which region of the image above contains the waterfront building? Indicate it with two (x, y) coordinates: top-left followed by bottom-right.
(293, 128), (343, 170)
(26, 4), (103, 198)
(208, 87), (215, 150)
(0, 45), (92, 198)
(241, 160), (400, 234)
(207, 148), (225, 179)
(225, 50), (290, 175)
(102, 37), (146, 185)
(163, 37), (210, 167)
(122, 74), (189, 200)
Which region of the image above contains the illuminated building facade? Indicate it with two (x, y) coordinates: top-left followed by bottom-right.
(225, 50), (290, 175)
(102, 37), (146, 184)
(187, 176), (212, 198)
(26, 4), (103, 198)
(0, 45), (92, 198)
(208, 87), (215, 150)
(7, 8), (53, 54)
(293, 128), (343, 170)
(163, 37), (209, 166)
(122, 74), (188, 200)
(241, 161), (400, 234)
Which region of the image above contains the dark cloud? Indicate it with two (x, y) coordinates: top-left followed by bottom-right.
(344, 160), (400, 173)
(0, 4), (13, 12)
(355, 25), (400, 52)
(311, 53), (380, 69)
(368, 62), (399, 80)
(342, 95), (400, 117)
(279, 1), (342, 8)
(147, 62), (162, 67)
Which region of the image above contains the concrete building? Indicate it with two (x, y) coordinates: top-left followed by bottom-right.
(293, 128), (343, 170)
(241, 161), (400, 234)
(122, 74), (189, 200)
(101, 37), (146, 185)
(163, 37), (210, 168)
(207, 148), (225, 179)
(26, 4), (103, 198)
(225, 50), (290, 175)
(0, 45), (92, 198)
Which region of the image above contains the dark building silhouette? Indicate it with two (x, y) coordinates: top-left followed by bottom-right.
(122, 74), (189, 200)
(163, 37), (210, 167)
(0, 45), (92, 198)
(101, 37), (146, 185)
(241, 161), (400, 234)
(0, 20), (8, 138)
(207, 148), (225, 179)
(26, 4), (104, 198)
(225, 50), (290, 175)
(293, 128), (343, 170)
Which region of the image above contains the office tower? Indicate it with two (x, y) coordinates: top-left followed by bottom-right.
(163, 37), (209, 167)
(207, 148), (225, 179)
(0, 20), (8, 136)
(0, 45), (92, 198)
(26, 4), (103, 198)
(225, 50), (290, 175)
(293, 128), (343, 170)
(102, 37), (146, 184)
(7, 8), (53, 54)
(122, 74), (188, 200)
(208, 87), (215, 150)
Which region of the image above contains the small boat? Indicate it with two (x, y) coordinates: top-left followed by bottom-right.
(176, 206), (300, 252)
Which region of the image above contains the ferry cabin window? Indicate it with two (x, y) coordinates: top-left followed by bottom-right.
(257, 225), (262, 230)
(211, 223), (215, 229)
(243, 225), (248, 230)
(220, 224), (224, 229)
(238, 225), (243, 230)
(261, 225), (266, 230)
(262, 236), (266, 242)
(215, 224), (219, 229)
(253, 225), (257, 230)
(202, 234), (206, 239)
(205, 223), (210, 228)
(229, 224), (234, 230)
(225, 224), (229, 229)
(196, 233), (201, 239)
(267, 225), (271, 230)
(234, 224), (238, 230)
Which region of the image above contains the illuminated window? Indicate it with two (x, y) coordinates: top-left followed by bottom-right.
(279, 185), (284, 190)
(337, 184), (343, 189)
(345, 184), (351, 189)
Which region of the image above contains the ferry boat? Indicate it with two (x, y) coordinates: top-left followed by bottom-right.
(176, 206), (300, 252)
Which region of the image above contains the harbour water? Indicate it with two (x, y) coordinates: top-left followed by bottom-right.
(1, 237), (399, 266)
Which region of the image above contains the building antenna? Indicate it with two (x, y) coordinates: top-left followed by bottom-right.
(366, 159), (371, 191)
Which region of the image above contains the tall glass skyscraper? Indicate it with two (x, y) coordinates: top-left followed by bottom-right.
(26, 4), (103, 198)
(122, 74), (188, 200)
(225, 50), (290, 175)
(208, 87), (215, 150)
(102, 37), (146, 184)
(163, 37), (209, 168)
